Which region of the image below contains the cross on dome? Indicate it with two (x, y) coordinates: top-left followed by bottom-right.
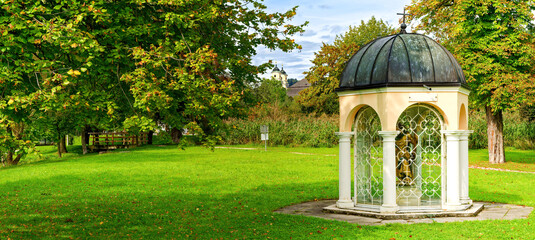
(397, 7), (412, 33)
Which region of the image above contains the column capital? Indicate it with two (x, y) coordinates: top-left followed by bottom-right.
(335, 132), (354, 138)
(441, 130), (463, 140)
(459, 130), (473, 141)
(441, 130), (465, 135)
(378, 131), (400, 141)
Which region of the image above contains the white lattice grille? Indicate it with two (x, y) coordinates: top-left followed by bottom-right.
(396, 105), (443, 208)
(354, 107), (383, 206)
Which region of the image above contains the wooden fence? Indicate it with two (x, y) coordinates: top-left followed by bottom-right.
(88, 132), (148, 151)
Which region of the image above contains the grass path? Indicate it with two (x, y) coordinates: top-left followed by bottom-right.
(218, 146), (535, 173)
(469, 165), (535, 174)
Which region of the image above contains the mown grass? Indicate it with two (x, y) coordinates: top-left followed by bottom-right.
(0, 144), (534, 239)
(470, 148), (535, 172)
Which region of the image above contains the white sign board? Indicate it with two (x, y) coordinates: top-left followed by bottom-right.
(409, 93), (438, 102)
(261, 133), (269, 141)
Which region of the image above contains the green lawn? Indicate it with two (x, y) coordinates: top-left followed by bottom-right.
(469, 148), (535, 172)
(1, 144), (534, 239)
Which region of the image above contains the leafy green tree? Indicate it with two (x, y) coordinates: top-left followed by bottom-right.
(254, 78), (290, 105)
(408, 0), (535, 164)
(119, 1), (306, 145)
(0, 0), (134, 157)
(287, 78), (298, 87)
(296, 17), (395, 114)
(1, 0), (306, 162)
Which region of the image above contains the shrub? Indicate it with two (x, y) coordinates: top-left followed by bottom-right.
(218, 113), (338, 148)
(221, 103), (535, 149)
(469, 110), (535, 149)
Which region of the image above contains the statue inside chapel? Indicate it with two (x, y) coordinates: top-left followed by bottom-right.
(395, 132), (418, 185)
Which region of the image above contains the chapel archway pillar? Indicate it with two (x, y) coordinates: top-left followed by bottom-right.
(442, 130), (463, 210)
(378, 131), (399, 213)
(335, 131), (354, 209)
(460, 130), (473, 205)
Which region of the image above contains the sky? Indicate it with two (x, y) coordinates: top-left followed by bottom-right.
(252, 0), (413, 80)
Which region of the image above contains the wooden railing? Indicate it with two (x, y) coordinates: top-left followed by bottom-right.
(88, 132), (148, 151)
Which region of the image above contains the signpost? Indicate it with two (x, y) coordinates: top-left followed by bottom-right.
(260, 125), (269, 151)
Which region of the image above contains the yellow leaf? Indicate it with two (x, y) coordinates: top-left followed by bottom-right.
(7, 98), (14, 105)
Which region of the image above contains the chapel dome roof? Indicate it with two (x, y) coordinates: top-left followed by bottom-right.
(272, 65), (280, 73)
(337, 33), (467, 91)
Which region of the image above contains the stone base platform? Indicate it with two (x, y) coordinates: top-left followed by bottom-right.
(274, 200), (533, 226)
(323, 203), (484, 220)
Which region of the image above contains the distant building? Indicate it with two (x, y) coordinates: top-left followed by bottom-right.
(271, 65), (288, 88)
(286, 79), (310, 97)
(270, 64), (310, 96)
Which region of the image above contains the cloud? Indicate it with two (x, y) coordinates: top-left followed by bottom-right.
(252, 0), (414, 80)
(301, 29), (318, 37)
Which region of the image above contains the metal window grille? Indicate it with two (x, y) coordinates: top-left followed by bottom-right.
(353, 106), (383, 207)
(395, 104), (444, 210)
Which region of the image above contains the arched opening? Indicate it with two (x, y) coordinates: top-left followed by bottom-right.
(395, 104), (444, 209)
(459, 104), (467, 130)
(353, 106), (382, 208)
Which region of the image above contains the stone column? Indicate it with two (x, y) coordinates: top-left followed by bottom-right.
(442, 130), (463, 211)
(378, 131), (399, 213)
(336, 132), (354, 209)
(460, 130), (473, 205)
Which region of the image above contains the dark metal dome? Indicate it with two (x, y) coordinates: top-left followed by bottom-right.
(337, 33), (467, 91)
(272, 65), (280, 72)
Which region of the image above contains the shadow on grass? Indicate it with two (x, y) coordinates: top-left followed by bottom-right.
(0, 172), (356, 238)
(18, 145), (176, 168)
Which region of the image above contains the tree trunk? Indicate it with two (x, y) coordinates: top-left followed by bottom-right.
(4, 123), (24, 165)
(81, 126), (89, 155)
(60, 136), (68, 153)
(5, 151), (22, 165)
(12, 153), (22, 165)
(486, 106), (505, 164)
(148, 131), (154, 145)
(58, 135), (68, 157)
(171, 127), (183, 144)
(6, 151), (13, 165)
(57, 143), (62, 158)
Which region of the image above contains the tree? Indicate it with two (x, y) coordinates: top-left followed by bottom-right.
(119, 1), (306, 145)
(296, 17), (395, 114)
(254, 78), (290, 105)
(287, 78), (298, 87)
(408, 1), (535, 164)
(0, 0), (306, 163)
(0, 0), (134, 158)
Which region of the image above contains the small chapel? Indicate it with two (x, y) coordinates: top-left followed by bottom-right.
(329, 20), (481, 217)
